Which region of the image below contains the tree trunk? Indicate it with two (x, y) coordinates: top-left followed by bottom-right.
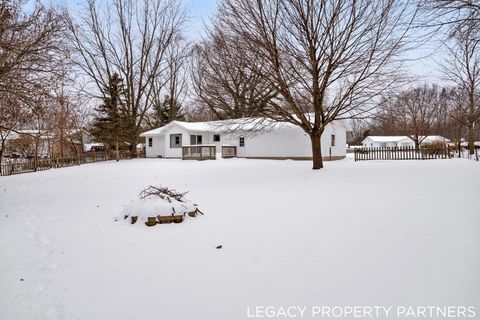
(0, 138), (5, 163)
(414, 135), (420, 149)
(34, 136), (39, 171)
(310, 131), (323, 170)
(115, 141), (120, 161)
(129, 135), (137, 158)
(468, 121), (475, 155)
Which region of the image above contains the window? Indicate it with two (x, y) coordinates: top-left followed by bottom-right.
(190, 135), (202, 145)
(148, 137), (153, 147)
(213, 134), (220, 142)
(239, 137), (245, 147)
(331, 134), (335, 147)
(170, 134), (182, 148)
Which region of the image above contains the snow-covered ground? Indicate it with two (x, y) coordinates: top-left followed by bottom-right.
(0, 158), (479, 320)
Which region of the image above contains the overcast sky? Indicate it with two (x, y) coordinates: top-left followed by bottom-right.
(43, 0), (447, 87)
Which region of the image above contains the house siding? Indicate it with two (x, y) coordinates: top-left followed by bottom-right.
(238, 122), (346, 159)
(143, 120), (347, 160)
(145, 135), (164, 157)
(163, 124), (210, 158)
(362, 137), (414, 148)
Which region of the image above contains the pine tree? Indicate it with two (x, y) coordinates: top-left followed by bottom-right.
(151, 95), (185, 127)
(91, 73), (130, 160)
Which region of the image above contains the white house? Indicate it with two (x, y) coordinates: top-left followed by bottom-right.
(362, 135), (451, 148)
(140, 118), (347, 160)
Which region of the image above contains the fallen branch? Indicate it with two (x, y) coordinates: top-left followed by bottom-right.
(138, 185), (189, 202)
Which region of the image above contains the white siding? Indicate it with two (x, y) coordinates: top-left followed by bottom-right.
(143, 120), (347, 160)
(362, 138), (415, 148)
(163, 124), (210, 158)
(241, 122), (346, 158)
(145, 135), (165, 157)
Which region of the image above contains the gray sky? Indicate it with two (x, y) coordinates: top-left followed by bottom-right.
(44, 0), (448, 87)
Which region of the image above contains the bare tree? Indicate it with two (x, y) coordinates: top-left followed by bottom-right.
(66, 0), (188, 155)
(442, 24), (480, 154)
(146, 33), (189, 128)
(191, 22), (277, 120)
(217, 0), (419, 169)
(376, 84), (443, 147)
(0, 92), (24, 160)
(0, 0), (68, 161)
(346, 119), (371, 146)
(49, 77), (91, 161)
(421, 0), (480, 40)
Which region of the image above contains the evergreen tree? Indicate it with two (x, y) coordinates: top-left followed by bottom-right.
(91, 73), (131, 160)
(151, 95), (185, 127)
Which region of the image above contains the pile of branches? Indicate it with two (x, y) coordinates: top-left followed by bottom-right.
(139, 185), (189, 203)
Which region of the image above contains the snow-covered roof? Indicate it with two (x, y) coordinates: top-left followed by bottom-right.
(421, 135), (451, 143)
(140, 121), (213, 136)
(363, 136), (410, 143)
(6, 130), (54, 140)
(363, 135), (450, 144)
(460, 141), (480, 147)
(84, 143), (104, 151)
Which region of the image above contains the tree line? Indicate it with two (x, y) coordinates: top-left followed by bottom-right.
(0, 0), (478, 169)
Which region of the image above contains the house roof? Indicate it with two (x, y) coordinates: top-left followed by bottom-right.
(459, 141), (480, 147)
(6, 130), (54, 140)
(362, 135), (451, 144)
(140, 121), (217, 136)
(363, 136), (410, 143)
(421, 135), (451, 143)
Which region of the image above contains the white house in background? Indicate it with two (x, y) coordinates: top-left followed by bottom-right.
(362, 135), (451, 148)
(140, 118), (347, 160)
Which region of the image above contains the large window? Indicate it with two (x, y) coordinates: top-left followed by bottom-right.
(190, 135), (203, 145)
(331, 134), (335, 147)
(239, 137), (245, 147)
(148, 137), (153, 147)
(170, 134), (182, 148)
(213, 134), (220, 142)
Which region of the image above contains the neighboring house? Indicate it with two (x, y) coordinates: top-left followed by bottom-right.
(362, 135), (451, 148)
(52, 129), (93, 157)
(84, 143), (105, 152)
(4, 128), (94, 158)
(140, 118), (347, 160)
(5, 130), (53, 158)
(460, 141), (480, 149)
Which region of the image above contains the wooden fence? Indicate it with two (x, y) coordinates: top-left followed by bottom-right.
(354, 146), (452, 161)
(1, 150), (144, 176)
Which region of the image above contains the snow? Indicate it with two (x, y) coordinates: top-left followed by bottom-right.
(120, 192), (197, 221)
(363, 136), (410, 143)
(422, 135), (451, 143)
(83, 143), (104, 152)
(364, 135), (451, 144)
(0, 158), (479, 320)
